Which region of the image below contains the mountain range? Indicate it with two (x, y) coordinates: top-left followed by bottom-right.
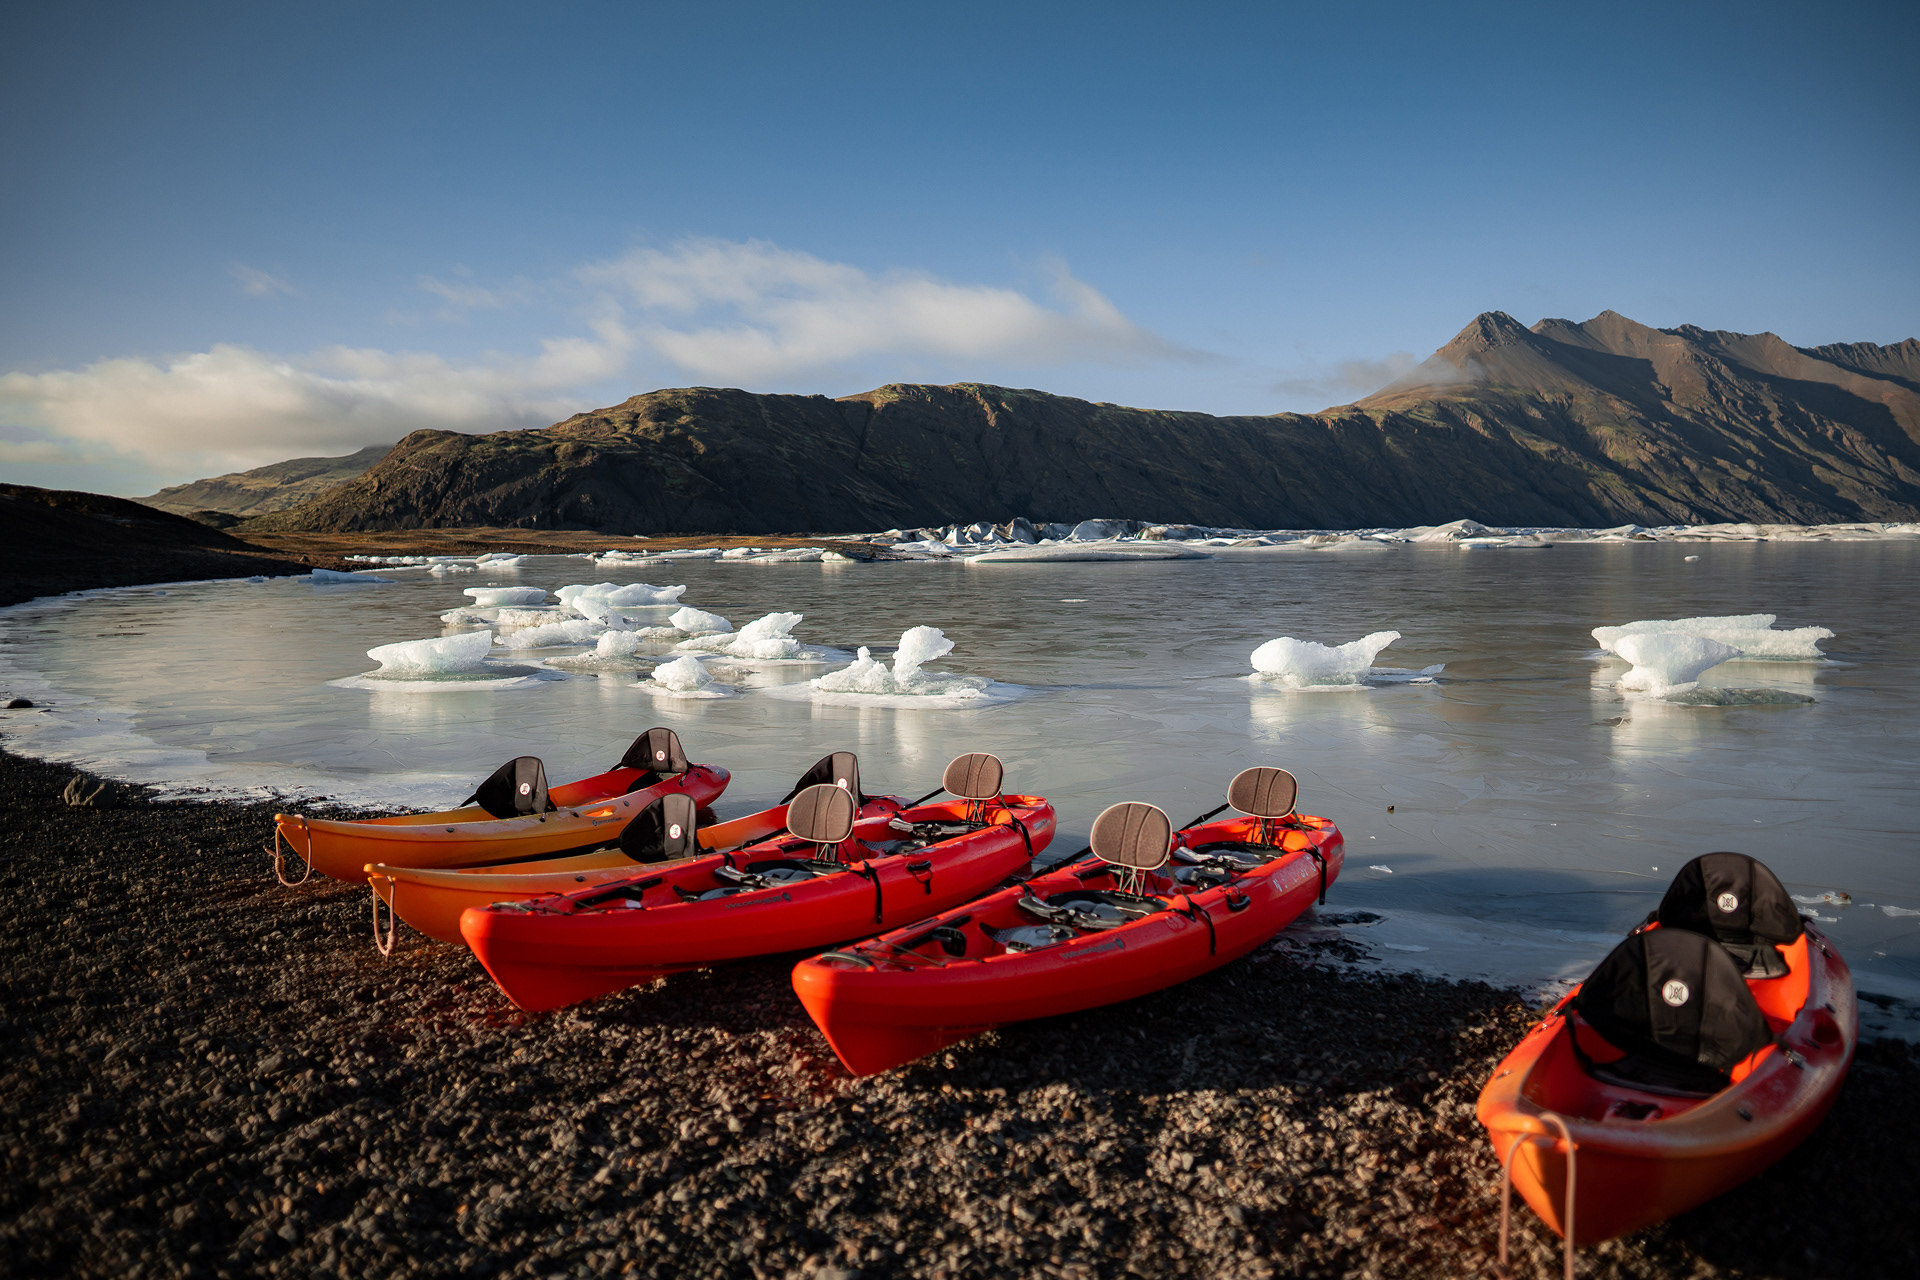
(215, 310), (1920, 534)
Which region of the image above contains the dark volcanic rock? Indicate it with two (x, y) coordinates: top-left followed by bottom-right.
(0, 484), (315, 607)
(139, 444), (394, 519)
(3, 744), (1919, 1279)
(239, 313), (1920, 536)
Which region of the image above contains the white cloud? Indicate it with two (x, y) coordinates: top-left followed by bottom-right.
(1271, 353), (1420, 407)
(3, 238), (1190, 483)
(579, 238), (1193, 382)
(0, 342), (608, 475)
(230, 264), (298, 298)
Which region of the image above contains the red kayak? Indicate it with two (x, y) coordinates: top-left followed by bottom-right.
(791, 766), (1344, 1076)
(462, 752), (1055, 1012)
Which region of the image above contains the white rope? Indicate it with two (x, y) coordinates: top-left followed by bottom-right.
(1495, 1109), (1577, 1280)
(269, 816), (315, 887)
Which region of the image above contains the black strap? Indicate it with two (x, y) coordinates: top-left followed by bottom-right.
(1179, 896), (1218, 956)
(1007, 811), (1033, 858)
(851, 861), (883, 923)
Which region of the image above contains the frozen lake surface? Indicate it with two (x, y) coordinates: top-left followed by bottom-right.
(4, 540), (1917, 1022)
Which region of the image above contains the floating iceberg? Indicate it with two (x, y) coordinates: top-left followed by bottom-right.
(674, 612), (830, 662)
(474, 553), (525, 567)
(669, 606), (732, 636)
(764, 626), (1019, 709)
(1614, 632), (1739, 697)
(965, 540), (1210, 565)
(1592, 614), (1833, 660)
(560, 581), (689, 621)
(365, 630), (494, 676)
(463, 586), (549, 607)
(643, 655), (728, 699)
(1250, 631), (1442, 689)
(496, 618), (607, 648)
(311, 568), (391, 584)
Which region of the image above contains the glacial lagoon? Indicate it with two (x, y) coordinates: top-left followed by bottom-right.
(3, 536), (1917, 1024)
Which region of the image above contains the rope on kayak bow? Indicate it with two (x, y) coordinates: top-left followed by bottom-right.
(1495, 1109), (1577, 1280)
(369, 874), (399, 957)
(269, 817), (315, 887)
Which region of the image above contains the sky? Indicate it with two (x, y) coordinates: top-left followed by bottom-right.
(2, 0), (1916, 497)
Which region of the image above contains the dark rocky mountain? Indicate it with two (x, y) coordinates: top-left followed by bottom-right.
(141, 444), (392, 520)
(241, 312), (1920, 535)
(0, 485), (313, 607)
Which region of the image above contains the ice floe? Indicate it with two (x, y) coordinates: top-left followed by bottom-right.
(642, 655), (729, 699)
(496, 618), (608, 648)
(462, 586), (549, 607)
(1249, 631), (1444, 689)
(669, 606), (732, 636)
(367, 630), (494, 675)
(765, 626), (1022, 709)
(474, 553), (525, 567)
(965, 540), (1210, 564)
(311, 568), (391, 584)
(560, 581), (688, 621)
(673, 612), (843, 663)
(1592, 614), (1834, 660)
(330, 629), (549, 691)
(1614, 632), (1738, 698)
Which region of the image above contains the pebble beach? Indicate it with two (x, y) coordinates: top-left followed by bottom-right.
(4, 745), (1918, 1280)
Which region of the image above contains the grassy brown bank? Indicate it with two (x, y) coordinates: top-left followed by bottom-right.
(1, 745), (1916, 1280)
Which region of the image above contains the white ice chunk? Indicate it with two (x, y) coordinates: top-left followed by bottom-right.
(966, 541), (1208, 564)
(366, 630), (493, 675)
(312, 568), (391, 584)
(474, 553), (525, 566)
(497, 618), (605, 648)
(810, 626), (991, 701)
(676, 611), (806, 660)
(1615, 632), (1739, 697)
(463, 586), (549, 607)
(1592, 614), (1832, 660)
(669, 606), (732, 635)
(651, 655), (715, 692)
(595, 631), (645, 658)
(1251, 631), (1405, 688)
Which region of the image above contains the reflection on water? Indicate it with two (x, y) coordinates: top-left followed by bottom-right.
(3, 540), (1918, 995)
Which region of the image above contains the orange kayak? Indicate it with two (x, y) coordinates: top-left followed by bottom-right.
(1477, 853), (1856, 1249)
(366, 794), (899, 946)
(269, 728), (726, 885)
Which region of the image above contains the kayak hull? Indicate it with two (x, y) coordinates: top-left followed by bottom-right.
(461, 797), (1055, 1012)
(272, 763), (729, 884)
(1476, 927), (1856, 1245)
(791, 813), (1345, 1075)
(368, 798), (887, 945)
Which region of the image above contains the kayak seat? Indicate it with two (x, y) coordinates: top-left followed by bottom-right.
(1019, 888), (1165, 931)
(943, 752), (1005, 826)
(619, 727), (690, 792)
(1090, 801), (1173, 894)
(1651, 852), (1803, 980)
(1571, 926), (1775, 1098)
(464, 756), (556, 819)
(618, 792), (700, 864)
(781, 751), (866, 806)
(787, 783), (858, 863)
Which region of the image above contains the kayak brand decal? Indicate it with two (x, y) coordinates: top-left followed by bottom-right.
(1661, 979), (1691, 1007)
(1065, 937), (1127, 959)
(725, 891), (791, 909)
(1716, 892), (1739, 913)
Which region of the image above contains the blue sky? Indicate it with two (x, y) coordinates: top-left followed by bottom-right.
(3, 0), (1916, 496)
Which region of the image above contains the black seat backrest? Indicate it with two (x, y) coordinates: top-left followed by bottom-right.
(620, 727), (689, 780)
(1655, 852), (1803, 978)
(1573, 926), (1774, 1096)
(780, 751), (863, 805)
(787, 784), (857, 851)
(618, 792), (700, 864)
(464, 756), (552, 819)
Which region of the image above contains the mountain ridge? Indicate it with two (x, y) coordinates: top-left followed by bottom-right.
(232, 310), (1920, 535)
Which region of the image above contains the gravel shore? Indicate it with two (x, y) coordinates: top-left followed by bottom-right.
(2, 745), (1916, 1280)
